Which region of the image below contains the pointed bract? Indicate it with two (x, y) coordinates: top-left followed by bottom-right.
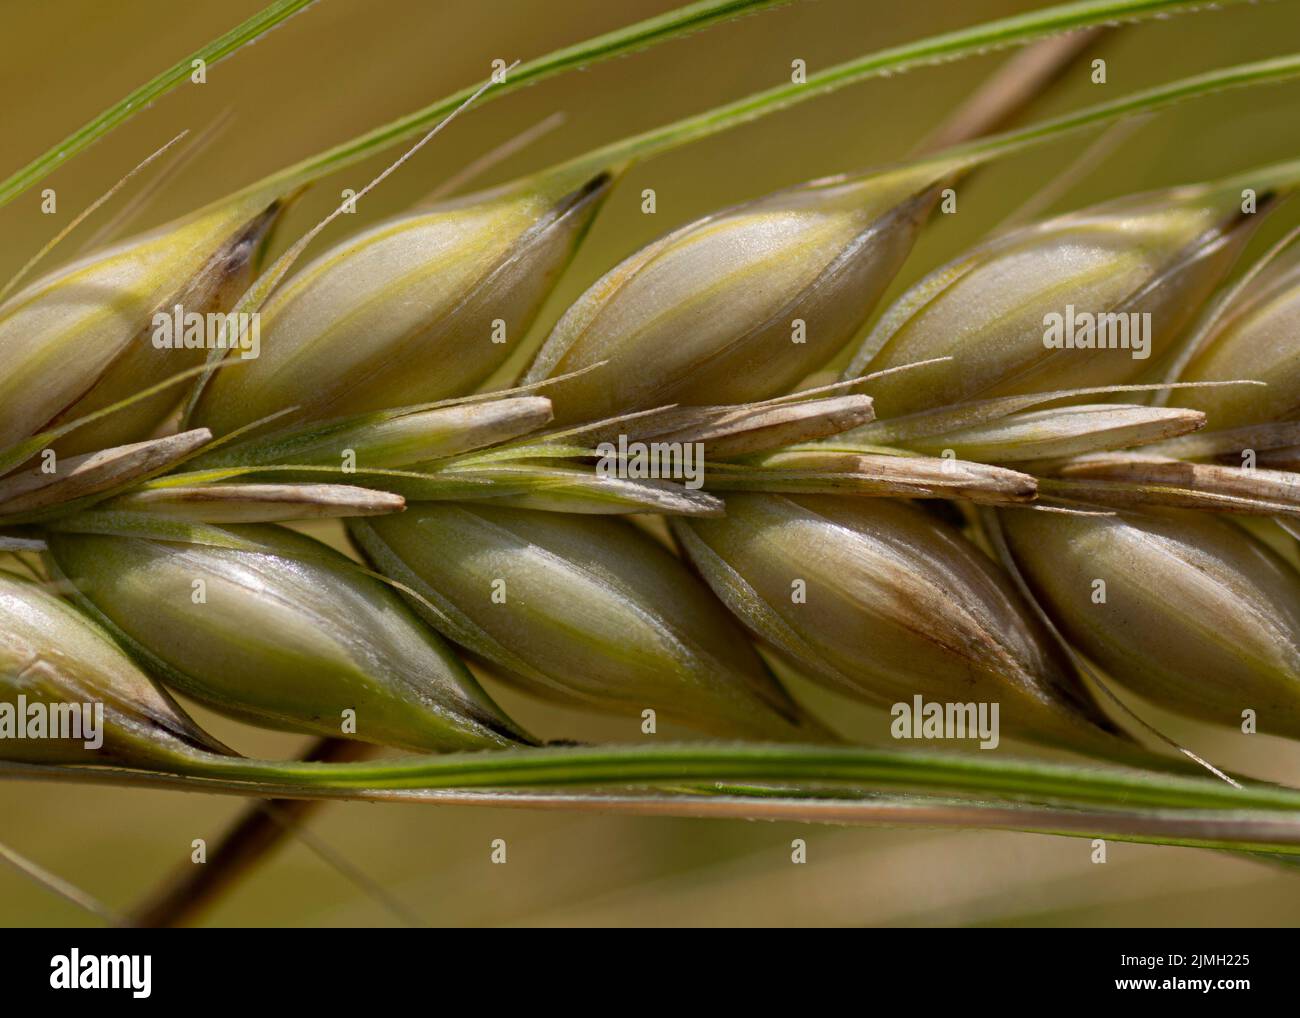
(351, 504), (825, 740)
(192, 171), (613, 436)
(526, 163), (951, 423)
(675, 493), (1133, 756)
(1001, 507), (1300, 737)
(0, 571), (222, 767)
(45, 524), (528, 752)
(851, 180), (1270, 417)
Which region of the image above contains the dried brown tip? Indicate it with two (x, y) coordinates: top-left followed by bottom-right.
(103, 483), (407, 523)
(0, 429), (212, 520)
(629, 393), (876, 459)
(710, 449), (1038, 505)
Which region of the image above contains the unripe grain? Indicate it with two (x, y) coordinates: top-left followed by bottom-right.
(1175, 245), (1300, 428)
(1000, 507), (1300, 737)
(0, 571), (222, 768)
(0, 196), (284, 453)
(46, 524), (528, 752)
(674, 493), (1133, 756)
(191, 172), (612, 435)
(525, 163), (950, 423)
(850, 179), (1270, 417)
(351, 504), (824, 740)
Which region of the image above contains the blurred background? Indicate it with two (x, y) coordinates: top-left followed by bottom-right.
(2, 0), (1299, 926)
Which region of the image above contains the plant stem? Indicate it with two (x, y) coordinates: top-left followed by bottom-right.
(8, 743), (1300, 812)
(5, 760), (1300, 855)
(0, 0), (318, 208)
(129, 737), (373, 929)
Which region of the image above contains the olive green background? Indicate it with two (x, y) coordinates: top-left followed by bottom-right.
(2, 0), (1299, 926)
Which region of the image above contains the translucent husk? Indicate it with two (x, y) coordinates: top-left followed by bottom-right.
(703, 449), (1038, 505)
(0, 570), (224, 768)
(350, 504), (829, 741)
(1041, 455), (1300, 517)
(601, 393), (878, 460)
(524, 161), (952, 423)
(1000, 506), (1300, 737)
(44, 523), (530, 752)
(352, 458), (725, 516)
(190, 169), (614, 437)
(100, 483), (407, 523)
(896, 404), (1207, 462)
(673, 493), (1142, 758)
(0, 195), (286, 454)
(1174, 243), (1300, 429)
(849, 171), (1287, 417)
(189, 397), (555, 472)
(0, 429), (212, 524)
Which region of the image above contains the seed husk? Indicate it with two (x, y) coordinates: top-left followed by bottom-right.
(350, 504), (827, 741)
(705, 449), (1038, 505)
(1144, 420), (1300, 462)
(849, 176), (1274, 417)
(999, 506), (1300, 737)
(99, 483), (406, 523)
(0, 196), (285, 454)
(672, 493), (1137, 756)
(611, 393), (877, 460)
(0, 429), (212, 523)
(190, 171), (613, 436)
(0, 570), (224, 767)
(1043, 454), (1300, 517)
(1174, 244), (1300, 429)
(190, 396), (555, 472)
(44, 523), (529, 752)
(895, 404), (1207, 463)
(524, 161), (952, 423)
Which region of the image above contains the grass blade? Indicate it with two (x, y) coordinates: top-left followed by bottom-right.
(0, 0), (318, 208)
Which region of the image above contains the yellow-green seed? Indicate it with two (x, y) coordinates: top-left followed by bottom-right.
(1000, 506), (1300, 737)
(0, 570), (222, 768)
(46, 524), (529, 752)
(525, 162), (951, 423)
(674, 493), (1135, 756)
(850, 180), (1268, 417)
(0, 195), (284, 454)
(1175, 246), (1300, 428)
(351, 504), (826, 741)
(191, 171), (612, 436)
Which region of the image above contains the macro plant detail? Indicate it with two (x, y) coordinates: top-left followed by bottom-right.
(2, 0), (1300, 932)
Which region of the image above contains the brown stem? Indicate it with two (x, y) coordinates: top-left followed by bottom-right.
(130, 737), (373, 928)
